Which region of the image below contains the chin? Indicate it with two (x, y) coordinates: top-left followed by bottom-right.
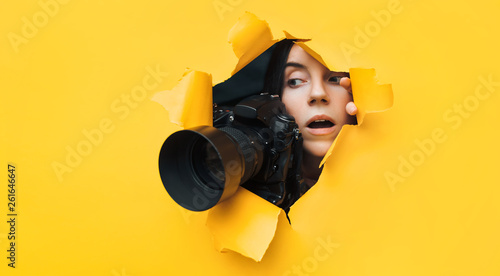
(303, 140), (334, 158)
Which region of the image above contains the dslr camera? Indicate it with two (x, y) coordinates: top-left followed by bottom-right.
(158, 94), (306, 212)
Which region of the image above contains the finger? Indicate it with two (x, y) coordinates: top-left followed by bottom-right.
(346, 102), (358, 115)
(340, 77), (352, 93)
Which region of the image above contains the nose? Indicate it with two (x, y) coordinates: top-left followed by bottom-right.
(308, 81), (330, 105)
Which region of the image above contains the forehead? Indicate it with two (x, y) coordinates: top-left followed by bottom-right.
(286, 44), (331, 73)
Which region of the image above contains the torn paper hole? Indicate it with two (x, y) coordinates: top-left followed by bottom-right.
(153, 12), (393, 262)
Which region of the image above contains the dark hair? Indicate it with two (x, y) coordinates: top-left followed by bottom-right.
(262, 39), (296, 96)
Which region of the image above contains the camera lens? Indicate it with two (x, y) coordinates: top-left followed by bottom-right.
(192, 138), (225, 190)
(159, 126), (248, 211)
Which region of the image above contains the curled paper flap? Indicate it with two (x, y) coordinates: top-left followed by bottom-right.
(283, 30), (310, 42)
(206, 187), (285, 262)
(320, 68), (393, 166)
(229, 12), (278, 76)
(152, 70), (213, 128)
(349, 68), (394, 125)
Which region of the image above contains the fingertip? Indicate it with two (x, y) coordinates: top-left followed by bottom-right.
(346, 102), (358, 115)
(340, 77), (351, 89)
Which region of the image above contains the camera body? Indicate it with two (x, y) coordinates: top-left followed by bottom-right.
(158, 94), (306, 212)
(214, 94), (305, 210)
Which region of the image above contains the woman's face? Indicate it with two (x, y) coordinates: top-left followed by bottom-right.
(281, 44), (355, 158)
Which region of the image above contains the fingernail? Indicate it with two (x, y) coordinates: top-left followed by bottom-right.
(348, 105), (356, 114)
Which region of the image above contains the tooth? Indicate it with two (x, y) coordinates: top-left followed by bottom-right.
(315, 119), (326, 122)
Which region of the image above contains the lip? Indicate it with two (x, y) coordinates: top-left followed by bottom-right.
(305, 115), (336, 136)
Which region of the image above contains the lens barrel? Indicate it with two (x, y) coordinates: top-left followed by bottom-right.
(158, 125), (259, 211)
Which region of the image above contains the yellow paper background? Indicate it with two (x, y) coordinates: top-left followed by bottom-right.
(1, 0), (500, 275)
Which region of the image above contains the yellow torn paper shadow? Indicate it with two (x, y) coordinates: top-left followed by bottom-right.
(153, 12), (393, 262)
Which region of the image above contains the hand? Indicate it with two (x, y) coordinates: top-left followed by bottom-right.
(340, 77), (358, 116)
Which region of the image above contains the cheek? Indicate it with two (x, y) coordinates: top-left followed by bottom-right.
(332, 90), (353, 123)
(334, 100), (348, 121)
(333, 87), (352, 104)
(281, 91), (303, 121)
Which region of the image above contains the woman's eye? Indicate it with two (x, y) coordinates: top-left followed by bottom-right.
(288, 79), (304, 87)
(328, 76), (342, 84)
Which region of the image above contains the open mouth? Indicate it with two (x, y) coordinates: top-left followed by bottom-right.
(308, 119), (334, 129)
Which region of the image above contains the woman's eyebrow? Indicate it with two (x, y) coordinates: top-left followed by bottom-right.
(285, 62), (307, 70)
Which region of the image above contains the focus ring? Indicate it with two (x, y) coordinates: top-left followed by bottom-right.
(219, 127), (257, 183)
